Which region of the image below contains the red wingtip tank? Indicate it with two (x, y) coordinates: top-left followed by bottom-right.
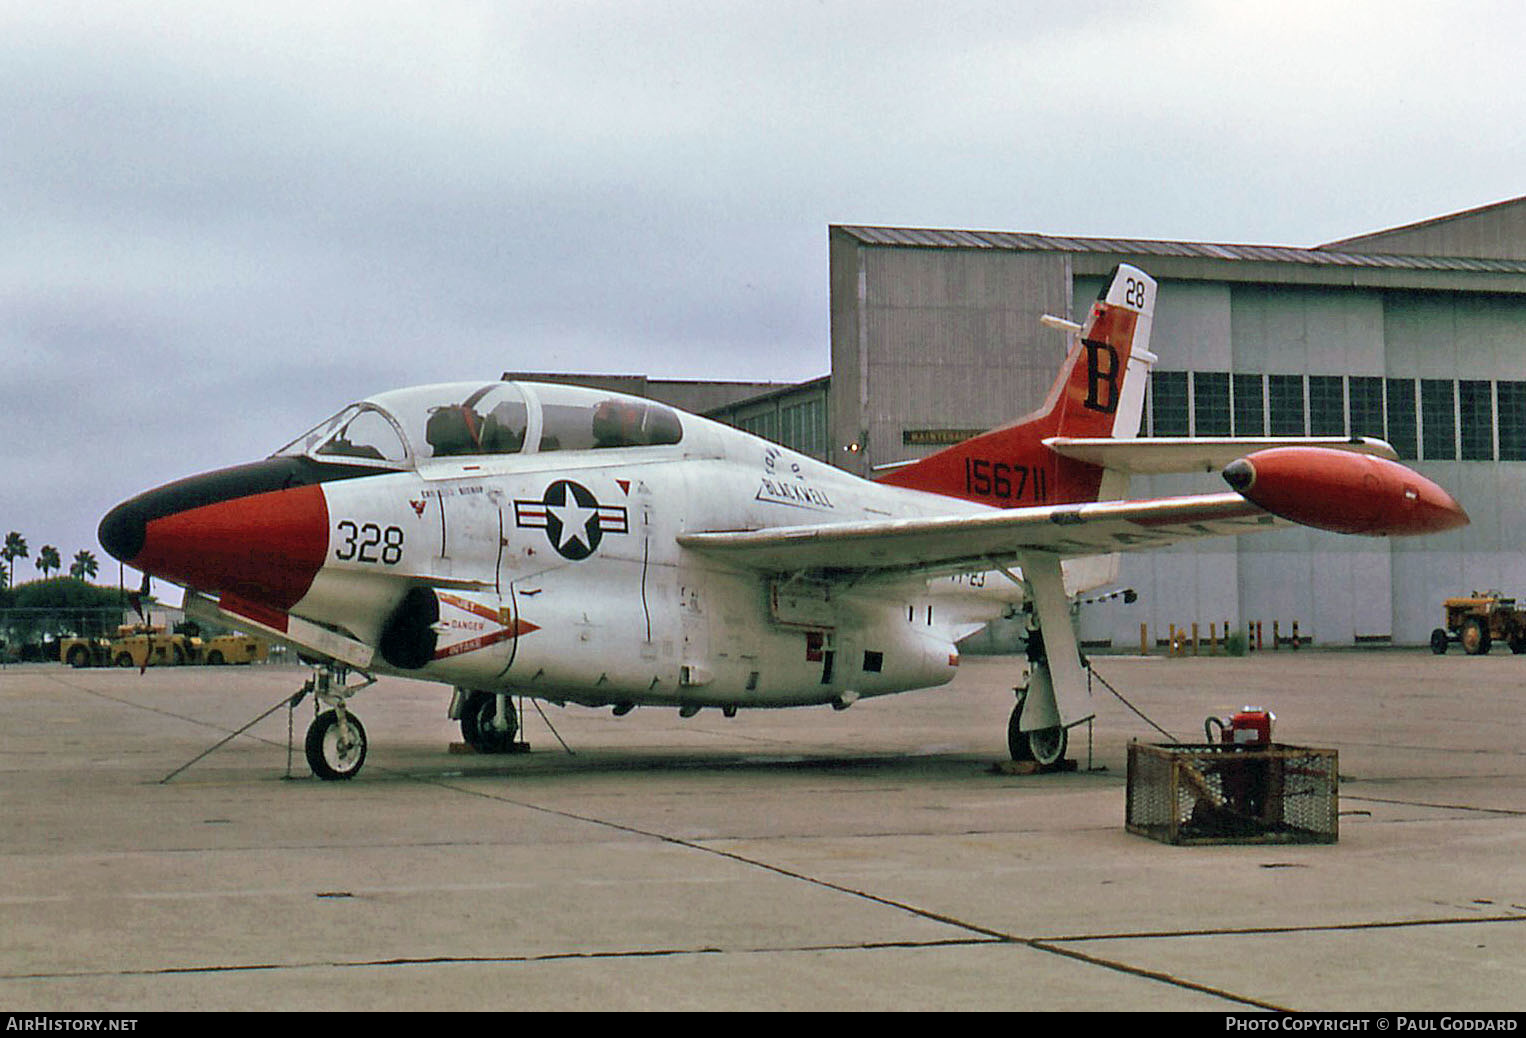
(1223, 447), (1469, 536)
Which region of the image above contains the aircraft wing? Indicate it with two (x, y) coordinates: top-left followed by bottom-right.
(678, 492), (1280, 581)
(1042, 436), (1397, 474)
(681, 446), (1466, 582)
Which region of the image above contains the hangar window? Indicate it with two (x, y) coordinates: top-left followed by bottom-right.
(1309, 376), (1345, 436)
(1385, 379), (1418, 460)
(1150, 372), (1522, 462)
(1348, 377), (1385, 440)
(1421, 380), (1456, 460)
(1232, 374), (1264, 436)
(1150, 371), (1189, 435)
(1459, 381), (1494, 461)
(1499, 382), (1526, 461)
(741, 411), (778, 442)
(1193, 372), (1230, 436)
(1268, 375), (1305, 436)
(781, 399), (825, 457)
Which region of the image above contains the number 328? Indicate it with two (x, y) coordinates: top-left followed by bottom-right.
(335, 520), (404, 565)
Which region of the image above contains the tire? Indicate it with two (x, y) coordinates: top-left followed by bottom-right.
(67, 645), (90, 669)
(305, 710), (368, 781)
(1007, 696), (1068, 767)
(206, 650), (225, 666)
(460, 691), (517, 753)
(115, 652), (134, 668)
(1461, 617), (1491, 655)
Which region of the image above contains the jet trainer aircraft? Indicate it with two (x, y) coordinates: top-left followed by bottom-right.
(99, 265), (1468, 779)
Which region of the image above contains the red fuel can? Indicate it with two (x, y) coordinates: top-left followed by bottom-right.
(1227, 708), (1274, 746)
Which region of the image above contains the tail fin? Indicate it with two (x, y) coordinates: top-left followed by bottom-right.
(877, 263), (1157, 506)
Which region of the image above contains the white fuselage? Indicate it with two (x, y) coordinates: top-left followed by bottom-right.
(292, 410), (1099, 710)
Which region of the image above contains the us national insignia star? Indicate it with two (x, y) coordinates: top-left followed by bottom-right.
(514, 480), (629, 561)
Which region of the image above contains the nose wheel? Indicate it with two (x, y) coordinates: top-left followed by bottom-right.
(296, 665), (376, 780)
(306, 710), (368, 780)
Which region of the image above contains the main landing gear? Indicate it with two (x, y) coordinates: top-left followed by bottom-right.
(1008, 625), (1069, 768)
(1001, 552), (1091, 770)
(299, 665), (376, 781)
(1008, 690), (1069, 766)
(456, 690), (521, 754)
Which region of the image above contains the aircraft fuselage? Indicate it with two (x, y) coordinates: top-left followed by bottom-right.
(101, 386), (1030, 714)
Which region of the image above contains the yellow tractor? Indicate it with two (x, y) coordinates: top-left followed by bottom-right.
(106, 624), (197, 668)
(1431, 591), (1526, 655)
(200, 633), (269, 665)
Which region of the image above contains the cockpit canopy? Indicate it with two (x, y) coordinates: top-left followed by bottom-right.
(274, 381), (684, 470)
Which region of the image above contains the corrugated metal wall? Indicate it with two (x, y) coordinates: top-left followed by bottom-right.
(831, 237), (1069, 477)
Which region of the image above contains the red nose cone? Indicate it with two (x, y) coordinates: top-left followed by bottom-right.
(129, 483), (330, 609)
(1224, 448), (1469, 536)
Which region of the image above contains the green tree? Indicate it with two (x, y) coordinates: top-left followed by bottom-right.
(1, 532), (27, 590)
(35, 545), (61, 579)
(70, 550), (100, 581)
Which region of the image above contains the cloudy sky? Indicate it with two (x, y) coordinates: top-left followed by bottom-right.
(2, 0), (1522, 586)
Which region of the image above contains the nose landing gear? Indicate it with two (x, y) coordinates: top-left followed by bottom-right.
(298, 665), (376, 780)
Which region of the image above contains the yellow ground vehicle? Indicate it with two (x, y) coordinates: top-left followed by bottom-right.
(1430, 591), (1526, 655)
(59, 625), (269, 667)
(59, 636), (112, 668)
(200, 633), (269, 665)
(106, 625), (197, 668)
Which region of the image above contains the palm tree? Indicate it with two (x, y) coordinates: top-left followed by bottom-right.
(36, 545), (61, 579)
(1, 532), (26, 590)
(70, 550), (100, 581)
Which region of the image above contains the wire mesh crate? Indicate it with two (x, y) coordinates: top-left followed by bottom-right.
(1126, 742), (1339, 845)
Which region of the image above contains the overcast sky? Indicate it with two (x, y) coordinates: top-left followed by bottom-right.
(3, 0), (1522, 587)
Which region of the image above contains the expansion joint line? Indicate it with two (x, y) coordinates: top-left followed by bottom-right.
(422, 775), (1283, 1010)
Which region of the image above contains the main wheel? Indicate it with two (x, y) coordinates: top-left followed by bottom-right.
(460, 691), (517, 753)
(1460, 617), (1491, 655)
(1007, 696), (1068, 766)
(305, 710), (368, 780)
(1430, 628), (1449, 655)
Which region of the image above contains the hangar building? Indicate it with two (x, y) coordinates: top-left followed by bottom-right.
(607, 197), (1526, 649)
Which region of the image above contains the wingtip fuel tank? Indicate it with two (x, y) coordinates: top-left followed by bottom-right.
(1223, 447), (1469, 536)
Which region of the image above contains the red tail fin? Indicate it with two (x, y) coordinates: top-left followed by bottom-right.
(876, 264), (1157, 507)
